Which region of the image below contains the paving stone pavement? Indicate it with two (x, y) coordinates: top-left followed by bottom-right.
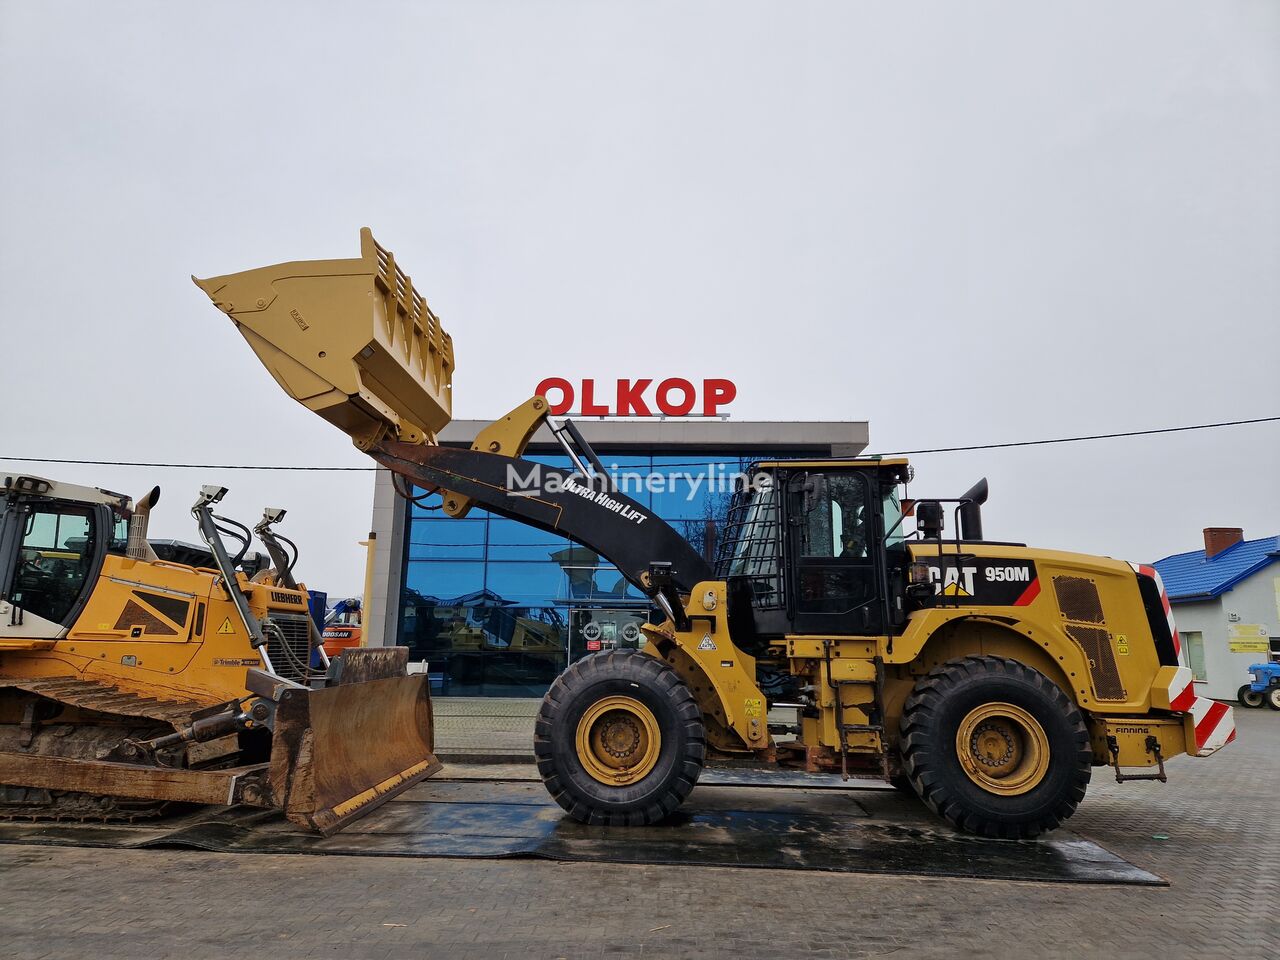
(433, 697), (538, 760)
(1, 709), (1276, 960)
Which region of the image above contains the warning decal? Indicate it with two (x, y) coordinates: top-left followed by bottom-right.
(216, 617), (236, 635)
(698, 634), (717, 651)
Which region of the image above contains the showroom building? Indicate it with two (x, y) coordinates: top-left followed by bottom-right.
(364, 415), (869, 697)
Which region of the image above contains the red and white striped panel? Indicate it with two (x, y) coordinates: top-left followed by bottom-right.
(1129, 561), (1182, 662)
(1162, 665), (1236, 756)
(1190, 696), (1236, 756)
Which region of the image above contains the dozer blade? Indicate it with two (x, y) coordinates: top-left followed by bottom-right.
(267, 672), (441, 836)
(194, 228), (454, 448)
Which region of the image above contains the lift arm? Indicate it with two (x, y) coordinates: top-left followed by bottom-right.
(371, 438), (713, 600)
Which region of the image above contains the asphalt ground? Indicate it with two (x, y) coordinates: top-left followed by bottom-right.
(1, 707), (1276, 960)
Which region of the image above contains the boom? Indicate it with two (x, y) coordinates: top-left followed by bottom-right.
(370, 440), (713, 595)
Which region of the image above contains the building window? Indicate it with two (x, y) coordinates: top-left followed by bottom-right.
(397, 446), (823, 696)
(1184, 630), (1207, 681)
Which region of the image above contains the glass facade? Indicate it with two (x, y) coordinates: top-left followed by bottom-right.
(397, 448), (819, 697)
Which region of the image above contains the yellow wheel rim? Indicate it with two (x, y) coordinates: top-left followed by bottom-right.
(575, 695), (661, 786)
(955, 701), (1050, 797)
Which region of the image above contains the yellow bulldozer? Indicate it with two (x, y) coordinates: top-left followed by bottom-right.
(0, 321), (442, 834)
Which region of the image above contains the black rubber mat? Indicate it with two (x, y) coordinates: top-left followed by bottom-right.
(0, 773), (1163, 886)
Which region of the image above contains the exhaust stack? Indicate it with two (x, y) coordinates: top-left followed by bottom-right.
(127, 486), (161, 562)
(958, 478), (989, 541)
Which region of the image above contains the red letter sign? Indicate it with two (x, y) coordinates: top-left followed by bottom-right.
(655, 378), (696, 416)
(615, 378), (653, 416)
(578, 379), (608, 416)
(533, 378), (736, 416)
(702, 379), (736, 417)
(535, 377), (574, 415)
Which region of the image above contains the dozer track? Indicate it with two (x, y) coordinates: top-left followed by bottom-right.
(0, 676), (237, 823)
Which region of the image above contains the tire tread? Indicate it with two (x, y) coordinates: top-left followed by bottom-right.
(900, 655), (1091, 839)
(535, 650), (704, 825)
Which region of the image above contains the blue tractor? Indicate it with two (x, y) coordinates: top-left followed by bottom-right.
(1238, 662), (1280, 710)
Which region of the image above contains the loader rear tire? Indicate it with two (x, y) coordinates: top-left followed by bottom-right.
(1267, 687), (1280, 711)
(900, 656), (1092, 839)
(535, 650), (704, 826)
(888, 773), (918, 797)
(1237, 685), (1264, 709)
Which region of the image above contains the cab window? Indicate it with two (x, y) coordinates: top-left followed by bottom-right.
(792, 471), (881, 634)
(800, 474), (869, 559)
(109, 511), (129, 555)
(11, 504), (97, 625)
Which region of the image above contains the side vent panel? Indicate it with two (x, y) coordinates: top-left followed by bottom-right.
(1052, 576), (1105, 624)
(1064, 625), (1126, 701)
(1053, 575), (1126, 701)
(113, 599), (178, 636)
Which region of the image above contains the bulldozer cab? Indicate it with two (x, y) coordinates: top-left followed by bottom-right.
(0, 475), (128, 639)
(717, 459), (913, 642)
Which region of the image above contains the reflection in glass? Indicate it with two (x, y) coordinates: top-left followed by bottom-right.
(398, 447), (824, 695)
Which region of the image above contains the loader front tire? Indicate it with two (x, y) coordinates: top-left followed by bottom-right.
(535, 650), (704, 826)
(900, 656), (1092, 839)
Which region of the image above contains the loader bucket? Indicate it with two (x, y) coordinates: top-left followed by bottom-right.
(194, 228), (454, 447)
(267, 671), (441, 836)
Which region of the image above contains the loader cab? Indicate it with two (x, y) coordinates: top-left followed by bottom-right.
(716, 459), (911, 642)
(0, 475), (123, 634)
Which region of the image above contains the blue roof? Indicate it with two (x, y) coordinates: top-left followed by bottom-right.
(1154, 535), (1280, 602)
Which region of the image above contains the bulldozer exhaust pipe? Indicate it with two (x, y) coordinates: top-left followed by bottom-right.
(127, 485), (161, 562)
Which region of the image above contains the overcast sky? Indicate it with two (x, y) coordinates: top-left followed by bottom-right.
(2, 1), (1277, 597)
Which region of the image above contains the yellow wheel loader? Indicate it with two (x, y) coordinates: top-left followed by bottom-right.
(0, 474), (440, 834)
(195, 229), (1234, 838)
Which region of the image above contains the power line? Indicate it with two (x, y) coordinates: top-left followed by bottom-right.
(871, 415), (1280, 457)
(0, 457), (375, 471)
(2, 415), (1276, 472)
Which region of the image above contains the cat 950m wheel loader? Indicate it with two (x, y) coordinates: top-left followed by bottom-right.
(195, 228), (1234, 838)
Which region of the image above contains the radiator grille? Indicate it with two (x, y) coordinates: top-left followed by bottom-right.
(263, 612), (313, 682)
(1065, 624), (1127, 701)
(1053, 576), (1105, 624)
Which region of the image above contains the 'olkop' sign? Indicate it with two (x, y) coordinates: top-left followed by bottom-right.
(534, 378), (736, 417)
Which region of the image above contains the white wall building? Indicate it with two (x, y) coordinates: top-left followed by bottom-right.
(1154, 528), (1280, 702)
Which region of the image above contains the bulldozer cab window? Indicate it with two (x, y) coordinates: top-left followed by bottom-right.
(10, 503), (98, 625)
(790, 471), (882, 635)
(108, 511), (129, 555)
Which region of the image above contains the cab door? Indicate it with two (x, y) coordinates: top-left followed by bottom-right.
(0, 497), (106, 639)
(786, 470), (884, 636)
